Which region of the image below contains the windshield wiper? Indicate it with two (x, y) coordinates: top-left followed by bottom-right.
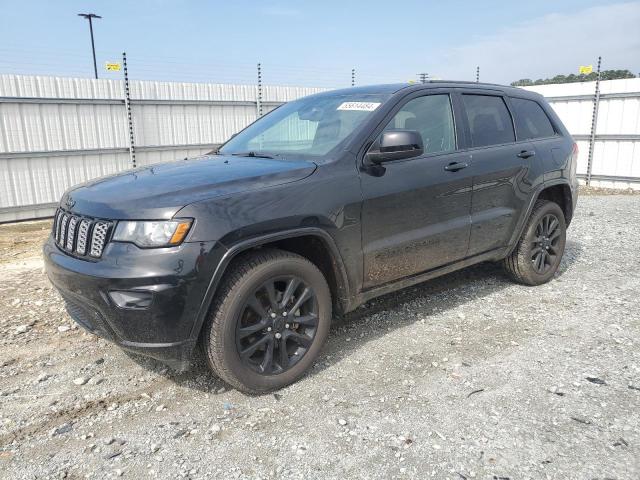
(229, 151), (275, 159)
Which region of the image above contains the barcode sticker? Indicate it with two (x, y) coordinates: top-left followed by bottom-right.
(337, 101), (381, 111)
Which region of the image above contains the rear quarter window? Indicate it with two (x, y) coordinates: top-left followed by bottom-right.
(510, 97), (556, 140)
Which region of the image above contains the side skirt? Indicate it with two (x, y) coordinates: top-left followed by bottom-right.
(351, 246), (509, 309)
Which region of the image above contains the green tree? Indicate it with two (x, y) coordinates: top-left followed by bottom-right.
(511, 78), (533, 86)
(510, 69), (636, 86)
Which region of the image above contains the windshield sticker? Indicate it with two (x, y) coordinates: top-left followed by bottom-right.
(337, 101), (381, 112)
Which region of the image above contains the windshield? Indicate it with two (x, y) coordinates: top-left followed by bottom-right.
(219, 93), (391, 158)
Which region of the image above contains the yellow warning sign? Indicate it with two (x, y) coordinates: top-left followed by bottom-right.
(105, 62), (121, 72)
(579, 65), (593, 75)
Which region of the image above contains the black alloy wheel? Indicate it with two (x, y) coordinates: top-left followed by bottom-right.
(531, 213), (562, 274)
(203, 249), (332, 393)
(235, 276), (318, 375)
(502, 199), (567, 286)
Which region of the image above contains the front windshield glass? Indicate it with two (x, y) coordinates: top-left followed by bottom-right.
(219, 93), (391, 158)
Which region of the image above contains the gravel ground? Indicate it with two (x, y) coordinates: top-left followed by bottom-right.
(0, 193), (639, 479)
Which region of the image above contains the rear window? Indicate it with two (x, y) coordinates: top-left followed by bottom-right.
(510, 97), (556, 140)
(462, 95), (515, 148)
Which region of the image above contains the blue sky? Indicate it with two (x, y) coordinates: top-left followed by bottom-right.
(0, 0), (638, 86)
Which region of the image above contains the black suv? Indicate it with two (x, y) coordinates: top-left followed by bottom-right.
(44, 82), (578, 393)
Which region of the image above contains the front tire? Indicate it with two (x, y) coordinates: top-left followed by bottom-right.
(503, 199), (567, 286)
(203, 249), (331, 393)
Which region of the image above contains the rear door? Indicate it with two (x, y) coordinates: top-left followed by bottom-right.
(456, 91), (536, 256)
(360, 90), (473, 288)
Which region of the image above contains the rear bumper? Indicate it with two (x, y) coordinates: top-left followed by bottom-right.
(43, 236), (223, 369)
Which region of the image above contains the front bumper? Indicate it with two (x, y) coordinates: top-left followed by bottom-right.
(44, 236), (223, 370)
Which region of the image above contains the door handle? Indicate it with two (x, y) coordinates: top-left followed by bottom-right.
(444, 162), (469, 172)
(517, 150), (536, 159)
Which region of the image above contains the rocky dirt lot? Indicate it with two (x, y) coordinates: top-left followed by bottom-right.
(0, 193), (639, 480)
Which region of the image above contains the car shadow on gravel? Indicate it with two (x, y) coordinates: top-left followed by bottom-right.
(314, 239), (583, 373)
(126, 240), (583, 395)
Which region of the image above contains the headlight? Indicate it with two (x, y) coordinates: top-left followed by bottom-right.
(112, 219), (192, 248)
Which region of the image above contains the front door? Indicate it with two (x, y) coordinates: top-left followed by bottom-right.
(360, 92), (473, 288)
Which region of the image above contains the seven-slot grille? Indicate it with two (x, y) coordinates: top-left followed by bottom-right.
(53, 208), (113, 259)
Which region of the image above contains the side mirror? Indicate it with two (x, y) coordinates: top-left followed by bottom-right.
(366, 130), (424, 164)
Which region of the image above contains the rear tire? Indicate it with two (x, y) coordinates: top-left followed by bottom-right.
(502, 199), (566, 286)
(202, 249), (331, 393)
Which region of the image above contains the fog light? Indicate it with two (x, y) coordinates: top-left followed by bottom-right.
(109, 290), (153, 309)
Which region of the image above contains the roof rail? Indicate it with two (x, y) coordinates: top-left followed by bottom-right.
(424, 80), (511, 88)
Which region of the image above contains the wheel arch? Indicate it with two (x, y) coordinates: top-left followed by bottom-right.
(189, 228), (352, 342)
(505, 180), (574, 257)
(536, 182), (574, 226)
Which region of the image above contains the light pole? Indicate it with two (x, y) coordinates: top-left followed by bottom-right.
(77, 13), (101, 79)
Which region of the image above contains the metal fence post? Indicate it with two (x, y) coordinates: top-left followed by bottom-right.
(586, 56), (602, 186)
(476, 66), (480, 83)
(256, 63), (263, 117)
(351, 68), (355, 87)
(122, 52), (136, 169)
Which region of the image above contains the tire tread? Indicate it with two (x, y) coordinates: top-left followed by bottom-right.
(203, 248), (327, 393)
(502, 199), (564, 285)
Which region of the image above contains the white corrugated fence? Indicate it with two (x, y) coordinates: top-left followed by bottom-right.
(523, 78), (640, 189)
(0, 74), (327, 222)
(1, 74), (639, 222)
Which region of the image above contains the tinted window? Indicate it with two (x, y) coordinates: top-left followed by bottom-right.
(383, 94), (455, 154)
(462, 95), (515, 147)
(511, 97), (555, 140)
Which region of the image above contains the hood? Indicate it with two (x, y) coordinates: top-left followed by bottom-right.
(61, 155), (317, 220)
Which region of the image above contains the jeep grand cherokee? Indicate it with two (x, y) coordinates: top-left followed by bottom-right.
(44, 82), (578, 393)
